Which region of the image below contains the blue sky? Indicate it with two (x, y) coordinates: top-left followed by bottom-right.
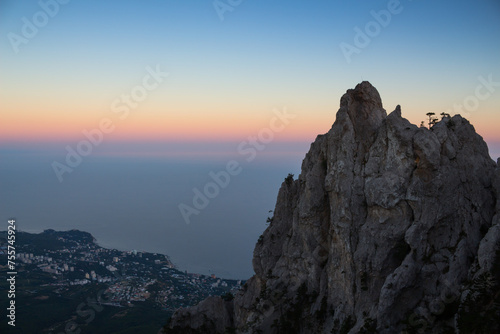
(2, 1), (499, 135)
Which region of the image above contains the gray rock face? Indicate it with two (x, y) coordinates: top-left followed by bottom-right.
(166, 296), (234, 333)
(163, 82), (500, 333)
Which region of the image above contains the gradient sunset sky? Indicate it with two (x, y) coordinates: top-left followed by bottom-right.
(1, 0), (499, 155)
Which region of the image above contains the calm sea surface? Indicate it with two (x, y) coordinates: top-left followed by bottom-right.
(0, 143), (308, 279)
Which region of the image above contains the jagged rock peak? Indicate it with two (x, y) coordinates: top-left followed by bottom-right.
(340, 81), (383, 109)
(162, 82), (500, 334)
(335, 81), (387, 145)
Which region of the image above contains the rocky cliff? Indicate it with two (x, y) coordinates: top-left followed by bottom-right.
(162, 82), (500, 333)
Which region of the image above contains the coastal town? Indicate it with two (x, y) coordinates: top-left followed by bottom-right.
(0, 229), (242, 333)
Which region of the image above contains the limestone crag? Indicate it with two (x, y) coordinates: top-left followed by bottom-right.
(163, 82), (500, 333)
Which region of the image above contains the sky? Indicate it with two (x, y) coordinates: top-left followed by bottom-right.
(1, 0), (500, 278)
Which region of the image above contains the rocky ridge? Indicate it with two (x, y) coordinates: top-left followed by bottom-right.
(163, 82), (500, 333)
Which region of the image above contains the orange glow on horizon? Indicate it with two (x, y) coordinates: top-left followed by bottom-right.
(1, 107), (334, 143)
(1, 102), (498, 144)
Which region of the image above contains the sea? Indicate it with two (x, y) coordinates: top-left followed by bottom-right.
(0, 140), (310, 279)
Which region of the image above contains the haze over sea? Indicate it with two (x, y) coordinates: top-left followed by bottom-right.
(1, 141), (310, 279)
